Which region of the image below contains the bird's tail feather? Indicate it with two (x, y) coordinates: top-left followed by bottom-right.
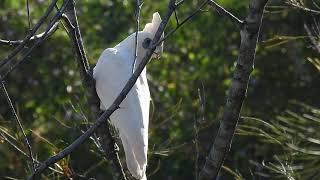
(121, 133), (147, 180)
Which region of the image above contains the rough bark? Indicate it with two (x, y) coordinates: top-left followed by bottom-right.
(199, 0), (269, 179)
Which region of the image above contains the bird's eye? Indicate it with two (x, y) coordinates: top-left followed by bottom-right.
(142, 38), (152, 49)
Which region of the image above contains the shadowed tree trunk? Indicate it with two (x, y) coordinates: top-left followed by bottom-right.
(199, 0), (269, 179)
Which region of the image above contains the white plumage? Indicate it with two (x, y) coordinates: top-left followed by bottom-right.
(93, 12), (163, 180)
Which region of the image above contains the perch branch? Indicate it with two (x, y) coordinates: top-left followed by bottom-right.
(199, 0), (269, 179)
(28, 0), (176, 179)
(1, 81), (36, 171)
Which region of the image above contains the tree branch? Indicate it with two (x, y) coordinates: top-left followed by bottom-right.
(0, 23), (59, 46)
(286, 0), (320, 14)
(26, 0), (31, 30)
(198, 0), (269, 179)
(1, 81), (36, 171)
(304, 23), (320, 53)
(155, 0), (210, 47)
(208, 0), (244, 29)
(0, 0), (71, 81)
(28, 0), (177, 179)
(132, 0), (143, 73)
(0, 0), (58, 68)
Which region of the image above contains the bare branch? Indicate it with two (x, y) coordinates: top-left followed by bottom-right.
(175, 0), (185, 7)
(1, 81), (36, 171)
(0, 23), (59, 46)
(132, 0), (143, 74)
(0, 131), (63, 175)
(208, 0), (244, 28)
(0, 0), (58, 69)
(0, 0), (71, 81)
(28, 0), (176, 179)
(286, 0), (320, 14)
(199, 0), (269, 179)
(26, 0), (31, 30)
(155, 0), (210, 47)
(174, 9), (179, 25)
(304, 23), (320, 53)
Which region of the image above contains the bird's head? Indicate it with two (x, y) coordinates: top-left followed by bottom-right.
(140, 12), (164, 59)
(116, 12), (164, 61)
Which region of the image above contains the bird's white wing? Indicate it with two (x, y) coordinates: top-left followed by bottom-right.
(94, 48), (131, 110)
(93, 48), (150, 180)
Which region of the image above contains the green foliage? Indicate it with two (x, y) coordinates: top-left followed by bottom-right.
(0, 0), (319, 179)
(238, 102), (320, 179)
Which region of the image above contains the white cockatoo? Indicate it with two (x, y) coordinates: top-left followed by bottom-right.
(93, 12), (163, 180)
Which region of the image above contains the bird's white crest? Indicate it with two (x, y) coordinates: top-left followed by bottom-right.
(143, 12), (162, 35)
(94, 12), (164, 180)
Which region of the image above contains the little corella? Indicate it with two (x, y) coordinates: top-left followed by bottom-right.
(93, 12), (163, 180)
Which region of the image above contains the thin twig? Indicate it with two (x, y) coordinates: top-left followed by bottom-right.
(194, 85), (205, 180)
(28, 0), (176, 179)
(0, 0), (58, 68)
(1, 81), (36, 171)
(208, 0), (244, 28)
(0, 132), (63, 175)
(286, 1), (320, 14)
(194, 116), (199, 180)
(154, 0), (210, 47)
(0, 132), (28, 157)
(304, 23), (320, 53)
(0, 0), (71, 81)
(132, 0), (143, 74)
(26, 0), (31, 30)
(174, 9), (179, 25)
(175, 0), (185, 7)
(59, 3), (90, 74)
(312, 0), (320, 9)
(0, 133), (63, 174)
(0, 23), (59, 46)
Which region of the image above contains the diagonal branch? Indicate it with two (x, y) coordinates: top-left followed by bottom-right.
(0, 0), (58, 68)
(286, 0), (320, 14)
(0, 24), (59, 46)
(0, 0), (71, 81)
(304, 23), (320, 53)
(155, 0), (210, 46)
(208, 0), (244, 29)
(199, 0), (269, 179)
(0, 131), (63, 175)
(1, 81), (36, 171)
(28, 0), (177, 179)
